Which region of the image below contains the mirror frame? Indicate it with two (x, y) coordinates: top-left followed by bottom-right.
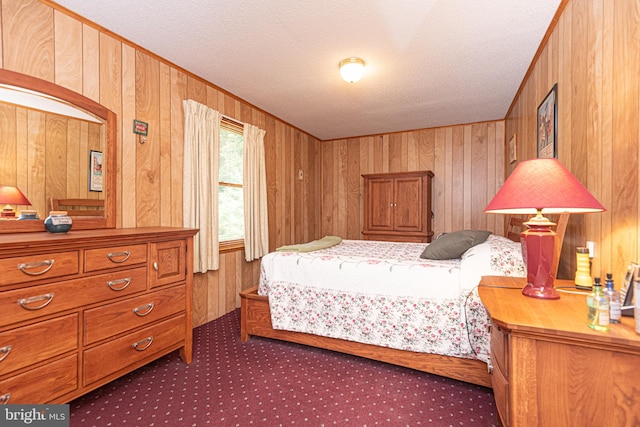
(0, 69), (116, 233)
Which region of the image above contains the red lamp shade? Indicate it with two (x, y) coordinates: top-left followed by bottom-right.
(0, 185), (31, 218)
(485, 159), (605, 299)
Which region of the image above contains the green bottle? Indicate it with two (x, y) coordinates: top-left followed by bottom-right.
(587, 277), (609, 331)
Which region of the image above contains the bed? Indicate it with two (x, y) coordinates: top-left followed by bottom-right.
(240, 231), (532, 387)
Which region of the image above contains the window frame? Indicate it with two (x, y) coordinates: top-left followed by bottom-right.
(218, 117), (244, 252)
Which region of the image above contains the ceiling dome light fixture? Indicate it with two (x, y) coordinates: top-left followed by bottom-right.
(339, 57), (365, 83)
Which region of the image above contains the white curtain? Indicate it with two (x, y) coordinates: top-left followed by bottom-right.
(183, 99), (221, 273)
(243, 123), (269, 262)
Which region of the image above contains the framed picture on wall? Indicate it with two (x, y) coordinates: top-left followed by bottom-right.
(89, 150), (103, 192)
(508, 134), (517, 163)
(537, 84), (558, 158)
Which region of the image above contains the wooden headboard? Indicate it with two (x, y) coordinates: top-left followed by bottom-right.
(506, 213), (570, 279)
(50, 198), (105, 217)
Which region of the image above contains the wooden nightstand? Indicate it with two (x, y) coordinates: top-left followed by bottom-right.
(479, 276), (640, 427)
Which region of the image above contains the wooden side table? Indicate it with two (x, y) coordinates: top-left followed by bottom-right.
(479, 276), (640, 427)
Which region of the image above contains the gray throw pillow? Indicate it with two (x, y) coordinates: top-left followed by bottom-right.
(420, 230), (492, 260)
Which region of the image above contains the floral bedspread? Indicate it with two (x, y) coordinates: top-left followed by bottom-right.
(259, 236), (524, 363)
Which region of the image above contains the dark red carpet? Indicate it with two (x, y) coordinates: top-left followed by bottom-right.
(71, 309), (498, 426)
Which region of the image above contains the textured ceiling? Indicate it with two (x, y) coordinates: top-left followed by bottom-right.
(53, 0), (561, 140)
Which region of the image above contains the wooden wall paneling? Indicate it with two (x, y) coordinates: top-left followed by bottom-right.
(293, 130), (303, 242)
(470, 123), (488, 230)
(336, 139), (348, 238)
(192, 272), (208, 327)
(450, 126), (464, 232)
(611, 0), (639, 276)
(53, 10), (82, 93)
(433, 127), (446, 233)
(15, 108), (27, 196)
(82, 24), (99, 101)
(564, 0), (589, 277)
(463, 126), (473, 229)
(71, 121), (85, 198)
(0, 104), (16, 184)
(312, 135), (323, 240)
(347, 138), (360, 240)
(273, 121), (285, 246)
(486, 123), (497, 233)
(120, 43), (135, 228)
(506, 0), (640, 283)
(134, 51), (160, 227)
(206, 270), (220, 322)
(224, 252), (237, 313)
(0, 0), (3, 68)
(264, 115), (277, 251)
(187, 75), (206, 104)
(494, 121), (505, 233)
(159, 62), (172, 226)
(2, 0), (53, 80)
(320, 140), (332, 237)
(27, 110), (45, 213)
(597, 0), (614, 280)
(585, 0), (604, 277)
(388, 133), (402, 172)
(285, 126), (294, 244)
(45, 114), (66, 207)
(65, 118), (80, 197)
(207, 85), (219, 111)
(216, 258), (227, 318)
(170, 68), (187, 227)
(298, 132), (310, 242)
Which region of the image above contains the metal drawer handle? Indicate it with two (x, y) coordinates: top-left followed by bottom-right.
(17, 260), (54, 276)
(106, 278), (131, 291)
(153, 262), (159, 271)
(0, 393), (10, 404)
(0, 345), (12, 363)
(17, 293), (55, 310)
(132, 336), (153, 351)
(133, 302), (155, 317)
(107, 251), (131, 263)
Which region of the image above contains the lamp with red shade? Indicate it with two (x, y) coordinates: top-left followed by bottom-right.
(484, 159), (605, 299)
(0, 185), (31, 218)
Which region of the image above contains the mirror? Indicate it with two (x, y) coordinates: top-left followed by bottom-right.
(0, 69), (116, 233)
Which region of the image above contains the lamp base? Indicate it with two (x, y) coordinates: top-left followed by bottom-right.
(522, 282), (560, 299)
(520, 212), (559, 300)
(1, 206), (16, 218)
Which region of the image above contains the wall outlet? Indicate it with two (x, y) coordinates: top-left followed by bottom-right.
(586, 241), (595, 258)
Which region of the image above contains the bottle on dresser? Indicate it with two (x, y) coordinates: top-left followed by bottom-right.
(604, 273), (621, 324)
(587, 277), (609, 331)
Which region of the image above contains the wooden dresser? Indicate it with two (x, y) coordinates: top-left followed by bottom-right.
(361, 170), (434, 243)
(0, 227), (197, 404)
(479, 276), (640, 427)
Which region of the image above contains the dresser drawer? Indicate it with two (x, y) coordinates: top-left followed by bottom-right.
(0, 354), (77, 404)
(491, 351), (509, 424)
(0, 251), (79, 287)
(0, 314), (77, 375)
(83, 314), (185, 385)
(490, 324), (508, 377)
(84, 286), (185, 345)
(0, 267), (147, 328)
(85, 244), (148, 272)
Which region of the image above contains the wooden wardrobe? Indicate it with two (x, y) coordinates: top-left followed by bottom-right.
(361, 170), (434, 243)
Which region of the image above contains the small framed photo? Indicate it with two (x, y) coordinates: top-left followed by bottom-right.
(537, 84), (558, 158)
(89, 150), (103, 192)
(508, 134), (517, 164)
(621, 262), (639, 316)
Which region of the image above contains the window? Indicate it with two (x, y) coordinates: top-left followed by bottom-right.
(218, 118), (244, 250)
